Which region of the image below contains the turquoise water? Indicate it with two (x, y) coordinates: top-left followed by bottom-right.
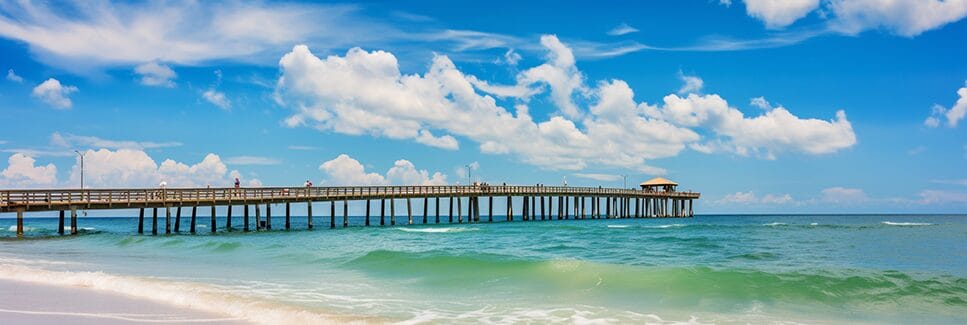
(0, 214), (965, 324)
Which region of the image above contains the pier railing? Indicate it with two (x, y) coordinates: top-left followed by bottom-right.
(0, 185), (699, 213)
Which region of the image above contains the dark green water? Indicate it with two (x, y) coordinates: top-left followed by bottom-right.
(0, 214), (964, 323)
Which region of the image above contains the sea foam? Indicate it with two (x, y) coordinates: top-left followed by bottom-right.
(0, 263), (371, 324)
(882, 221), (933, 226)
(397, 227), (477, 233)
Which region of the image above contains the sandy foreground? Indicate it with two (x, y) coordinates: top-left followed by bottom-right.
(0, 279), (250, 324)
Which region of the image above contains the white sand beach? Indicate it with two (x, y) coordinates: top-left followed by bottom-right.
(0, 279), (248, 324)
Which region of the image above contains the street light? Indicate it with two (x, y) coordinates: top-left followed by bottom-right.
(621, 174), (627, 189)
(465, 164), (472, 185)
(73, 150), (85, 189)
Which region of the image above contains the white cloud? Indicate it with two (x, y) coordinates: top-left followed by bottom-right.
(717, 190), (795, 204)
(607, 23), (639, 36)
(0, 1), (375, 72)
(573, 173), (622, 181)
(931, 179), (967, 186)
(31, 78), (78, 109)
(319, 154), (387, 186)
(654, 94), (856, 158)
(821, 187), (868, 203)
(287, 145), (318, 151)
(6, 69), (23, 83)
(677, 71), (704, 95)
(319, 154), (447, 186)
(827, 0), (967, 37)
(738, 0), (967, 36)
(925, 81), (967, 128)
(502, 49), (522, 66)
(276, 36), (855, 172)
(203, 89), (230, 110)
(387, 159), (448, 185)
(917, 190), (967, 204)
(50, 132), (182, 150)
(743, 0), (820, 29)
(0, 153), (57, 188)
(71, 149), (232, 188)
(750, 96), (772, 110)
(224, 156), (282, 165)
(134, 62), (176, 87)
(415, 129), (459, 150)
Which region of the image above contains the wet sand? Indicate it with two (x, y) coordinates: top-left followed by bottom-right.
(0, 279), (248, 324)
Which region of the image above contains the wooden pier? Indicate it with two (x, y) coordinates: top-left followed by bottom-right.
(1, 181), (699, 237)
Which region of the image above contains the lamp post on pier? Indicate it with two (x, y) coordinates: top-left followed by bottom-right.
(74, 150), (85, 189)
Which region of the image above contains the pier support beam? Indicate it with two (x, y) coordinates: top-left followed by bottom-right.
(70, 206), (78, 235)
(507, 196), (513, 221)
(390, 199), (396, 226)
(457, 197), (463, 223)
(226, 205), (233, 231)
(380, 199), (386, 226)
(488, 196), (493, 222)
(190, 205), (197, 234)
(175, 206), (182, 232)
(423, 198), (428, 224)
(365, 200), (371, 226)
(307, 201), (313, 230)
(152, 207), (158, 235)
(15, 208), (23, 237)
(255, 204), (261, 231)
(165, 206), (171, 234)
(435, 197), (440, 224)
(244, 205), (250, 231)
(449, 197), (454, 223)
(210, 205), (216, 233)
(266, 204), (272, 230)
(407, 198), (413, 225)
(137, 208), (144, 234)
(286, 202), (291, 230)
(330, 201), (335, 229)
(59, 210), (66, 235)
(344, 200), (349, 228)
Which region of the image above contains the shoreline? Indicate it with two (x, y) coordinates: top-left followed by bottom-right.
(0, 279), (248, 324)
(0, 262), (382, 324)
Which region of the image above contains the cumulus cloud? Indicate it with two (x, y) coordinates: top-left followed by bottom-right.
(827, 0), (967, 37)
(717, 190), (795, 204)
(50, 133), (182, 150)
(6, 69), (23, 83)
(652, 94), (856, 159)
(821, 187), (868, 203)
(677, 71), (704, 95)
(743, 0), (820, 29)
(276, 35), (855, 171)
(203, 89), (230, 109)
(319, 154), (447, 186)
(607, 23), (639, 36)
(69, 149), (234, 188)
(738, 0), (967, 36)
(31, 78), (78, 109)
(0, 154), (57, 188)
(573, 173), (622, 181)
(134, 62), (176, 87)
(925, 81), (967, 128)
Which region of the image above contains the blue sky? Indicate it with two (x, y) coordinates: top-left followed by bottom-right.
(0, 0), (965, 213)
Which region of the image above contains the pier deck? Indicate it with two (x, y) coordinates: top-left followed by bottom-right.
(1, 185), (700, 237)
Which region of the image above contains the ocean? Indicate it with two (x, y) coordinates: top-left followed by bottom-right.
(0, 214), (964, 324)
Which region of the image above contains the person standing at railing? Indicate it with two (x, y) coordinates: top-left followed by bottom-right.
(159, 180), (167, 201)
(234, 177), (241, 197)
